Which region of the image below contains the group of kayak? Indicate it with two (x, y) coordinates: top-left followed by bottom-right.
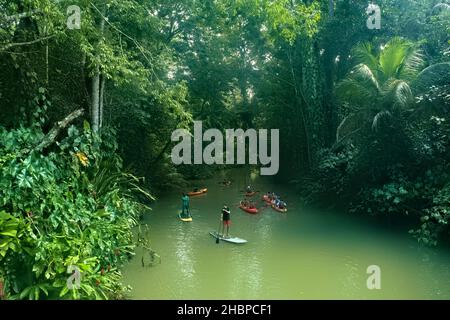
(239, 187), (288, 214)
(178, 183), (287, 243)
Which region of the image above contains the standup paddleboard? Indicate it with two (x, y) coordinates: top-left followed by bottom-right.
(209, 231), (247, 244)
(179, 213), (193, 222)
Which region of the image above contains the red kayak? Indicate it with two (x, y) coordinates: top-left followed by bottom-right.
(239, 202), (259, 214)
(262, 194), (272, 203)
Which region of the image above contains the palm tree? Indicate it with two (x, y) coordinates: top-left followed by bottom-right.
(335, 37), (425, 143)
(432, 2), (450, 14)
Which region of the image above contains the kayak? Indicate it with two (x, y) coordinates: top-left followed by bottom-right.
(178, 213), (193, 222)
(239, 203), (259, 214)
(262, 194), (272, 203)
(271, 204), (287, 213)
(187, 188), (207, 196)
(245, 191), (257, 197)
(209, 231), (247, 244)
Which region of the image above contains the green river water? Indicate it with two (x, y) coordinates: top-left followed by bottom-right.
(122, 169), (450, 299)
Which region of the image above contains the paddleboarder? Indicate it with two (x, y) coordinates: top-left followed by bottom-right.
(221, 205), (231, 238)
(181, 193), (190, 218)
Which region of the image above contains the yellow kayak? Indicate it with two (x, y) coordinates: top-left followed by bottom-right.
(178, 213), (193, 222)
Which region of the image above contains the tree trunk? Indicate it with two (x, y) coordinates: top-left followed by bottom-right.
(44, 25), (49, 85)
(99, 75), (105, 128)
(287, 49), (312, 172)
(91, 64), (100, 132)
(90, 9), (106, 132)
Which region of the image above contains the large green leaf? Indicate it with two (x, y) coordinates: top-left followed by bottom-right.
(0, 230), (17, 237)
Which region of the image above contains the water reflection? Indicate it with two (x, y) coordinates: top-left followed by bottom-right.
(341, 256), (362, 298)
(174, 226), (196, 280)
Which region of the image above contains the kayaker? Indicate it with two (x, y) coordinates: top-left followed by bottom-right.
(246, 185), (253, 193)
(274, 198), (281, 208)
(181, 193), (190, 218)
(220, 179), (231, 186)
(221, 205), (231, 238)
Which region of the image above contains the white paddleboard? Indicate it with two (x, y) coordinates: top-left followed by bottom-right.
(210, 231), (247, 244)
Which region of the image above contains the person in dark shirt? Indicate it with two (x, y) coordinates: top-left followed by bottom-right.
(221, 205), (231, 238)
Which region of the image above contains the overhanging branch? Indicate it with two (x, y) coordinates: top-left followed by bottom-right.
(0, 35), (55, 52)
(18, 109), (85, 157)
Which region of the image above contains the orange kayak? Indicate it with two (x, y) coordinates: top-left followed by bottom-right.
(262, 195), (272, 203)
(187, 188), (208, 196)
(245, 191), (257, 197)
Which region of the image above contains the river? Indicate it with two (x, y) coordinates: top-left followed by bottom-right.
(122, 168), (450, 299)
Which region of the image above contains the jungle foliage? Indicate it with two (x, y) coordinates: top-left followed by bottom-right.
(0, 0), (449, 299)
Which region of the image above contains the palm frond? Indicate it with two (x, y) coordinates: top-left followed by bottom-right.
(379, 37), (412, 80)
(352, 64), (380, 90)
(393, 81), (413, 109)
(432, 3), (450, 14)
(352, 42), (379, 75)
(398, 45), (425, 80)
(336, 64), (379, 107)
(372, 110), (393, 131)
(381, 79), (413, 110)
(336, 78), (376, 107)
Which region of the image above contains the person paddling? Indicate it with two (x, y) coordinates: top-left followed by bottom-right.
(181, 193), (190, 218)
(220, 179), (232, 186)
(221, 205), (231, 238)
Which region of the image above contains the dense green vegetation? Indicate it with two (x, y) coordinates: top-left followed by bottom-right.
(0, 0), (449, 299)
